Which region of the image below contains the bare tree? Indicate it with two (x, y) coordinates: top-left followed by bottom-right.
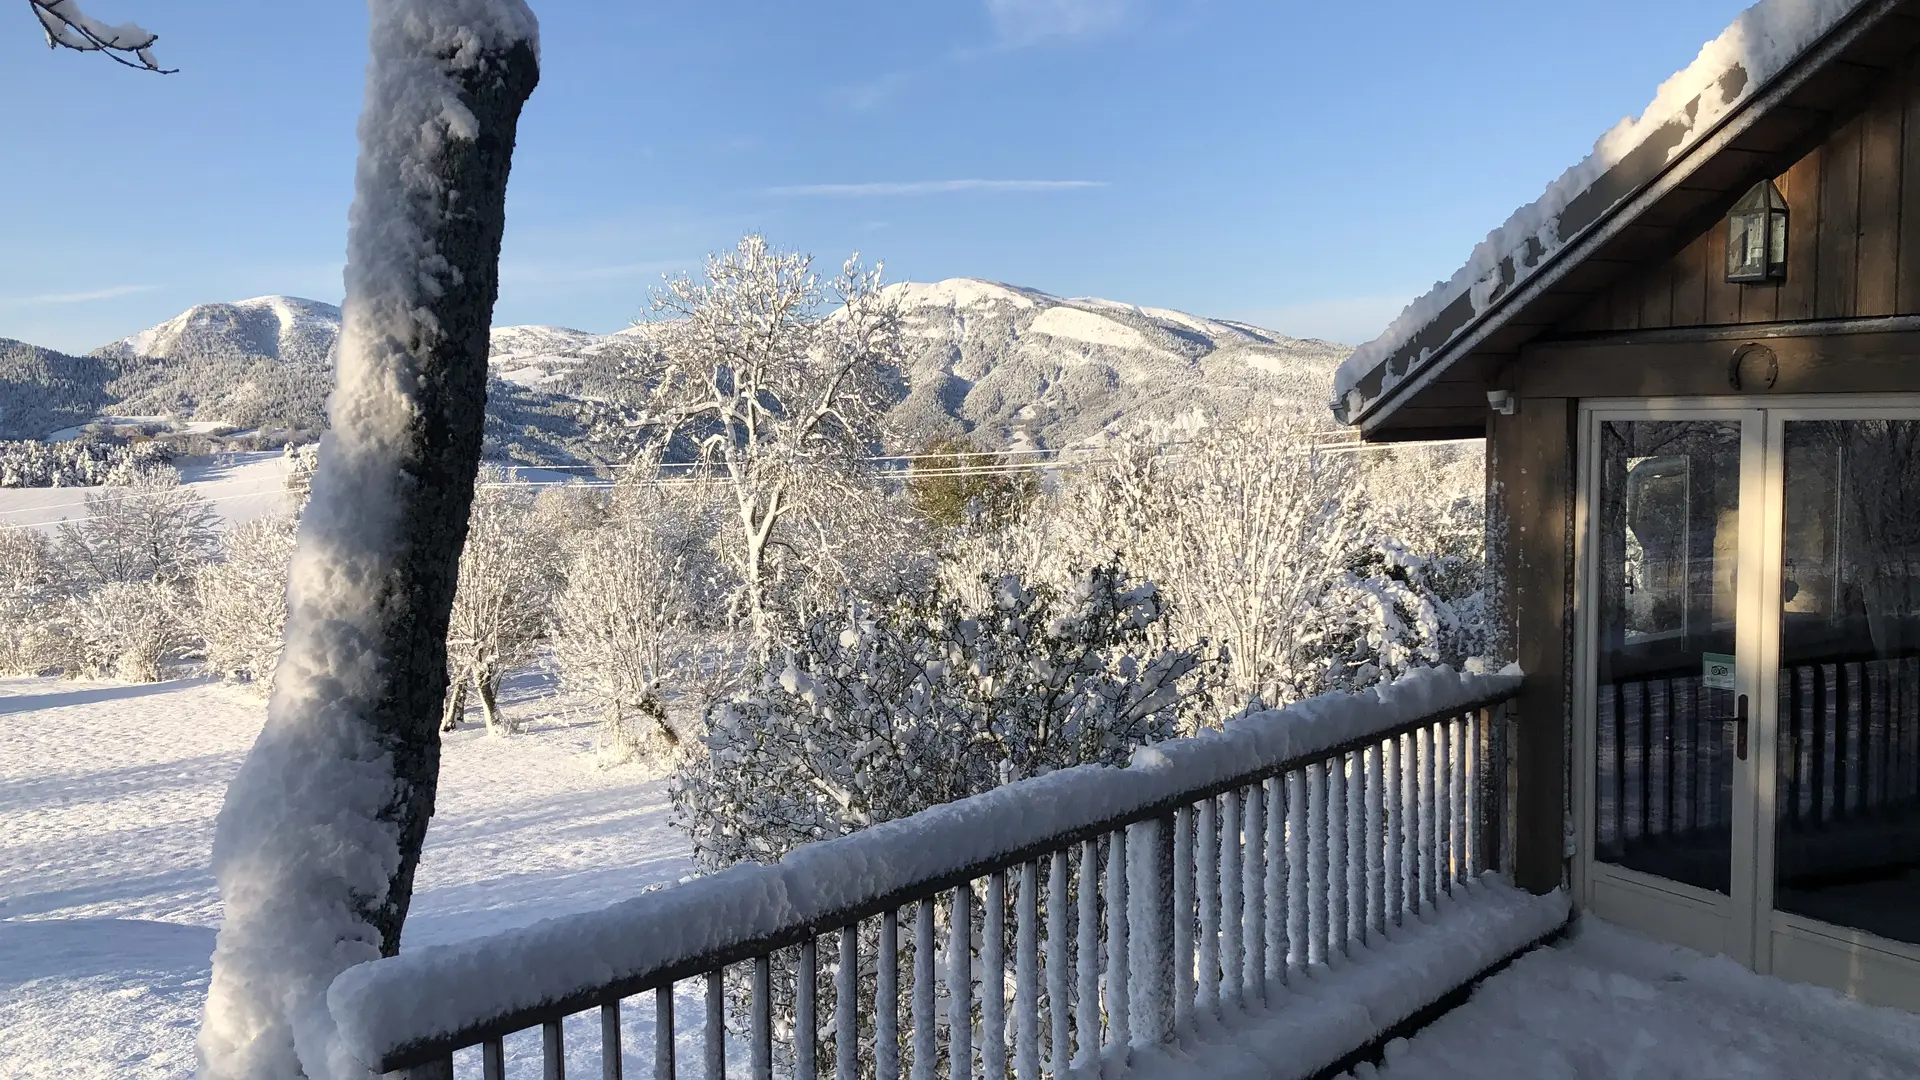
(441, 471), (561, 734)
(28, 0), (171, 71)
(612, 235), (905, 641)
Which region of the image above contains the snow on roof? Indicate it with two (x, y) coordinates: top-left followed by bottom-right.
(1331, 0), (1865, 423)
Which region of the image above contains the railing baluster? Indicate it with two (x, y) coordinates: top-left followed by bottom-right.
(1346, 750), (1365, 948)
(484, 1037), (506, 1080)
(1467, 709), (1483, 876)
(1286, 769), (1306, 974)
(913, 900), (935, 1080)
(878, 911), (900, 1080)
(797, 940), (818, 1080)
(1016, 861), (1041, 1080)
(1127, 817), (1173, 1046)
(1046, 852), (1070, 1079)
(1243, 781), (1266, 1000)
(603, 1000), (624, 1080)
(1365, 742), (1385, 940)
(951, 883), (975, 1080)
(546, 1018), (567, 1080)
(1437, 718), (1453, 896)
(1412, 727), (1429, 915)
(837, 928), (858, 1080)
(984, 873), (1007, 1080)
(1172, 806), (1195, 1030)
(1306, 761), (1327, 967)
(705, 971), (725, 1080)
(1074, 840), (1099, 1067)
(1219, 791), (1243, 1000)
(1104, 828), (1130, 1046)
(1263, 776), (1286, 988)
(1195, 797), (1219, 1014)
(1329, 758), (1348, 959)
(752, 957), (773, 1080)
(656, 986), (676, 1080)
(1388, 733), (1406, 925)
(1451, 716), (1467, 891)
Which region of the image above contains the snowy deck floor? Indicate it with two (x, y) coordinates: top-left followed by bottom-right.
(1360, 917), (1920, 1079)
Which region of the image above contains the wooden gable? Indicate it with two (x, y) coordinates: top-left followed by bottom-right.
(1559, 54), (1920, 334)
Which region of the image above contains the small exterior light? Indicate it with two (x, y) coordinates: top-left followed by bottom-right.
(1725, 179), (1788, 284)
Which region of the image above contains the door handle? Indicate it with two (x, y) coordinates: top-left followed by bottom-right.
(1737, 693), (1749, 761)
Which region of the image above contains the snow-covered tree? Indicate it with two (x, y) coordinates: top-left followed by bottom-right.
(27, 0), (168, 71)
(549, 473), (717, 760)
(52, 470), (219, 591)
(608, 235), (906, 641)
(198, 5), (541, 1077)
(0, 438), (174, 487)
(0, 528), (60, 674)
(675, 564), (1219, 868)
(441, 472), (562, 734)
(198, 513), (300, 693)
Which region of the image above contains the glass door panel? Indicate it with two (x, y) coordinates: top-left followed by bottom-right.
(1773, 419), (1920, 946)
(1594, 419), (1744, 893)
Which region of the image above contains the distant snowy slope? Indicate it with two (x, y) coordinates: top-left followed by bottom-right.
(94, 296), (344, 366)
(878, 278), (1349, 445)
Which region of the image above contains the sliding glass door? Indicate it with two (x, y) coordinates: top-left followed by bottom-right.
(1579, 399), (1920, 1008)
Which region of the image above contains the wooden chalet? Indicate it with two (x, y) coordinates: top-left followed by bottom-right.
(1334, 0), (1920, 1009)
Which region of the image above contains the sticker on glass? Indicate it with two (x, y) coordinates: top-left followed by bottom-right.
(1702, 652), (1737, 691)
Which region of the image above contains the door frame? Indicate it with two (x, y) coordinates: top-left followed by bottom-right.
(1572, 399), (1767, 965)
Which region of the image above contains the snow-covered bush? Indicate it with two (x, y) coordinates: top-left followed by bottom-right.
(549, 476), (717, 761)
(0, 438), (174, 488)
(674, 563), (1219, 868)
(945, 413), (1491, 709)
(197, 513), (299, 692)
(64, 578), (192, 682)
(442, 472), (564, 733)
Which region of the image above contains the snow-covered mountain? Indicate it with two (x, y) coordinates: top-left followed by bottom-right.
(93, 296), (343, 367)
(2, 282), (1345, 454)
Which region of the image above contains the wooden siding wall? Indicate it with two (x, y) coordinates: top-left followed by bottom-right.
(1562, 59), (1920, 333)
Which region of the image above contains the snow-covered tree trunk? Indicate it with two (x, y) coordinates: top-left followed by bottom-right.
(197, 5), (539, 1079)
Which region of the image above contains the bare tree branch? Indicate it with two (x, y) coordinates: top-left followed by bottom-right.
(28, 0), (172, 72)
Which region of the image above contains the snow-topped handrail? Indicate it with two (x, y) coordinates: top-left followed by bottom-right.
(328, 664), (1523, 1074)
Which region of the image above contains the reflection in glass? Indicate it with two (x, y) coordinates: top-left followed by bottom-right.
(1774, 420), (1920, 946)
(1594, 421), (1742, 893)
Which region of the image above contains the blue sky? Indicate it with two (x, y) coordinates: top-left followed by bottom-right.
(2, 0), (1752, 354)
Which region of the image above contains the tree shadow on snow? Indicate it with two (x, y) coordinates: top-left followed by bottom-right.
(0, 918), (213, 990)
(0, 678), (210, 717)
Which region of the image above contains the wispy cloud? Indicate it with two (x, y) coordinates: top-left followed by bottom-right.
(769, 179), (1107, 197)
(985, 0), (1138, 46)
(831, 71), (914, 113)
(1234, 292), (1420, 348)
(4, 283), (159, 306)
(498, 260), (683, 288)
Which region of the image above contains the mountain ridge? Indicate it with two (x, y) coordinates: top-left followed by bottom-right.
(2, 280), (1347, 455)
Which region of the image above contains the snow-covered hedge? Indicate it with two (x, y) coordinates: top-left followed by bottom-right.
(325, 663), (1521, 1071)
(0, 438), (175, 487)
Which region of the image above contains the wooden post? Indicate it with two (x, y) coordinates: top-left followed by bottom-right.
(1488, 395), (1576, 896)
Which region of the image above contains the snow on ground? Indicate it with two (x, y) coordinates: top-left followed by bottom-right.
(1362, 916), (1920, 1079)
(0, 451), (296, 536)
(0, 670), (687, 1080)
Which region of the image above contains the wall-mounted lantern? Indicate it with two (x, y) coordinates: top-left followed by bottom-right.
(1725, 180), (1788, 284)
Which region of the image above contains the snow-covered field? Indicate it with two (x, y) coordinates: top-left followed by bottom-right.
(1367, 917), (1920, 1079)
(0, 672), (687, 1079)
(0, 451), (296, 536)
